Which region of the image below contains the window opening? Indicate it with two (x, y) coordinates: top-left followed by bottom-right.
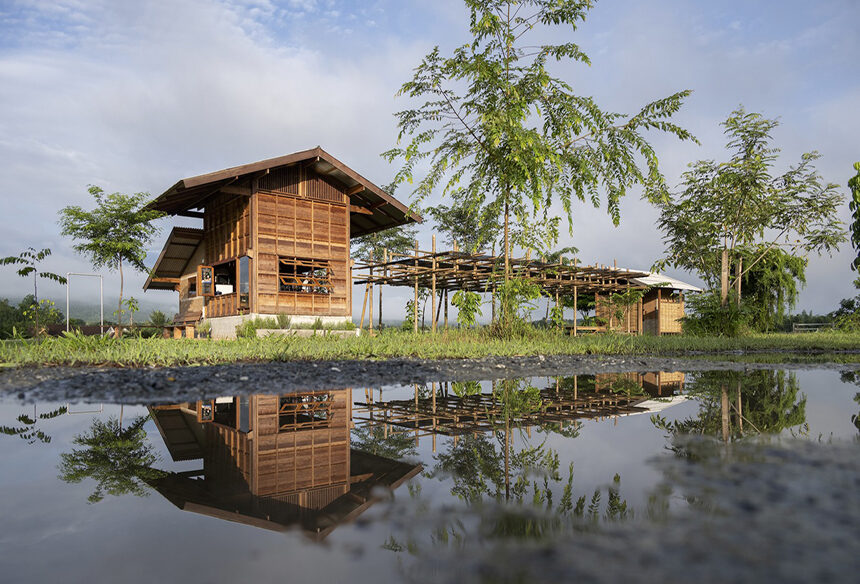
(278, 392), (334, 430)
(238, 256), (250, 307)
(213, 260), (236, 295)
(278, 258), (332, 294)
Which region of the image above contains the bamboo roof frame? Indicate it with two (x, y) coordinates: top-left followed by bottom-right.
(353, 249), (650, 296)
(353, 385), (649, 438)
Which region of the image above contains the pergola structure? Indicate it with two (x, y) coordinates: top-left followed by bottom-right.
(352, 239), (650, 334)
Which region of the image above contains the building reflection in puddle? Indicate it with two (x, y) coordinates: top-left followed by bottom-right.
(352, 372), (687, 452)
(148, 389), (422, 540)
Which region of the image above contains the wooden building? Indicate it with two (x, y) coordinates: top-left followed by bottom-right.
(143, 147), (420, 338)
(594, 271), (701, 335)
(148, 390), (421, 539)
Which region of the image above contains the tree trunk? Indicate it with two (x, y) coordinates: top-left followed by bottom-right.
(735, 256), (742, 306)
(504, 200), (510, 280)
(33, 271), (39, 336)
(117, 257), (124, 338)
(720, 249), (729, 307)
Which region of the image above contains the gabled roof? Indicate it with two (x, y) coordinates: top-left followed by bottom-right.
(629, 271), (703, 292)
(145, 146), (421, 237)
(143, 227), (203, 291)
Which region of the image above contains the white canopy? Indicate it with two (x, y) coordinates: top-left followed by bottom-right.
(629, 271), (703, 292)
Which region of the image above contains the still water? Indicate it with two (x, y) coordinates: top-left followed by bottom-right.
(1, 369), (858, 583)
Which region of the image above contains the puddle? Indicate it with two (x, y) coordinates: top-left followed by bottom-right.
(1, 369), (858, 583)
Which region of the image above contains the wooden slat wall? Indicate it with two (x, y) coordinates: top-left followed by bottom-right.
(204, 424), (251, 489)
(254, 168), (350, 317)
(204, 193), (250, 264)
(207, 293), (238, 319)
(250, 390), (350, 497)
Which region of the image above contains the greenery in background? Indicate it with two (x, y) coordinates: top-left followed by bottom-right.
(148, 310), (169, 328)
(384, 0), (694, 279)
(451, 290), (483, 328)
(656, 106), (844, 307)
(0, 295), (73, 339)
(830, 277), (860, 331)
(737, 247), (807, 332)
(351, 221), (418, 263)
(58, 186), (164, 335)
(492, 277), (543, 337)
(848, 162), (860, 272)
(596, 288), (647, 331)
(0, 247), (67, 335)
(429, 199), (501, 253)
(235, 315), (355, 338)
(58, 415), (164, 504)
(682, 290), (751, 337)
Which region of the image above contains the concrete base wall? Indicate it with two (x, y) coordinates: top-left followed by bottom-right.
(206, 313), (353, 340)
(256, 328), (360, 338)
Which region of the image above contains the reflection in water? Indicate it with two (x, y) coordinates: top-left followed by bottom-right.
(59, 415), (164, 503)
(651, 370), (807, 446)
(147, 390), (422, 539)
(838, 371), (860, 433)
(1, 405), (67, 444)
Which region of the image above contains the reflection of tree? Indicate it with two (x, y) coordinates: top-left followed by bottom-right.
(838, 371), (860, 434)
(1, 405), (67, 444)
(652, 370), (807, 443)
(58, 415), (164, 503)
(352, 425), (419, 460)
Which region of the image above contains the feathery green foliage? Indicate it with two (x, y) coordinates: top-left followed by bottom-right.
(58, 186), (163, 331)
(451, 290), (483, 328)
(656, 107), (844, 300)
(849, 162), (860, 272)
(384, 0), (694, 274)
(1, 247), (66, 335)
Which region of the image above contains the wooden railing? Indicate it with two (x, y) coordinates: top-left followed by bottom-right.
(791, 322), (833, 333)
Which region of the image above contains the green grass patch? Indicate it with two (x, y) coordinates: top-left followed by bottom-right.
(1, 328), (859, 368)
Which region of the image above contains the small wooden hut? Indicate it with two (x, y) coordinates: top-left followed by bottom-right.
(144, 147), (420, 338)
(593, 271), (701, 335)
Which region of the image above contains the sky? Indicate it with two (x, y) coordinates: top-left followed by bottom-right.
(0, 0), (858, 320)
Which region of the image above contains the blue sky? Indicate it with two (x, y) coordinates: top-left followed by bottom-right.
(1, 0), (858, 317)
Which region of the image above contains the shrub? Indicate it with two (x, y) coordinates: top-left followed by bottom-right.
(451, 290), (482, 328)
(682, 291), (751, 337)
(491, 277), (542, 338)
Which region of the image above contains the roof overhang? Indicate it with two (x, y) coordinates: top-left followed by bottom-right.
(145, 146), (421, 237)
(143, 227), (204, 291)
(629, 271), (703, 292)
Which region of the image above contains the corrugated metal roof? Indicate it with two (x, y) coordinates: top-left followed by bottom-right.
(628, 271), (703, 292)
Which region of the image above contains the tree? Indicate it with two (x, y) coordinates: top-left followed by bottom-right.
(849, 162), (860, 271)
(384, 0), (694, 281)
(148, 309), (168, 328)
(656, 107), (844, 306)
(0, 247), (66, 335)
(58, 415), (164, 504)
(58, 186), (163, 334)
(428, 199), (501, 253)
(738, 246), (806, 332)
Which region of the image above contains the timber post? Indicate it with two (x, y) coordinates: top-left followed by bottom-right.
(369, 249), (373, 335)
(413, 239), (419, 333)
(431, 234), (437, 333)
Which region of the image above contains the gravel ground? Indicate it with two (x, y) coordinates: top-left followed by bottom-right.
(2, 352), (860, 403)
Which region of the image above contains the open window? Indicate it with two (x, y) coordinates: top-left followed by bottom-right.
(278, 392), (334, 430)
(278, 258), (333, 294)
(198, 265), (214, 297)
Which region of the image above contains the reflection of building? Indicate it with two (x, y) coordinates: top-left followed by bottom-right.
(148, 390), (421, 539)
(143, 147), (420, 338)
(353, 374), (686, 451)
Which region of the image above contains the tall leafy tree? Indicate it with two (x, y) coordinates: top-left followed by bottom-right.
(0, 247), (66, 335)
(849, 162), (860, 271)
(429, 200), (501, 253)
(384, 0), (695, 279)
(656, 107), (844, 305)
(58, 186), (163, 333)
(738, 246), (806, 331)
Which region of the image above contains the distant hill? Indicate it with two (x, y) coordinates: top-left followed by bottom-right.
(2, 294), (176, 324)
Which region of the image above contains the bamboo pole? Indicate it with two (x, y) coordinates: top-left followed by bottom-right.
(444, 288), (449, 330)
(413, 239), (419, 333)
(721, 385), (730, 443)
(573, 286), (578, 336)
(359, 283), (370, 331)
(369, 249), (374, 335)
(431, 234), (437, 333)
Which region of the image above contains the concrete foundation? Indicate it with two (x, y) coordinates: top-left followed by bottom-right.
(205, 313), (354, 340)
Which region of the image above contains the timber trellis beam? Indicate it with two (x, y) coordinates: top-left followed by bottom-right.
(353, 385), (649, 439)
(353, 249), (649, 296)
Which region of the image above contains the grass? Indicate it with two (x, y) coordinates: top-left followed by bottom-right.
(1, 328), (859, 368)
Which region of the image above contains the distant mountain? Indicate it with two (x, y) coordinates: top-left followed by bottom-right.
(3, 294), (176, 324)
